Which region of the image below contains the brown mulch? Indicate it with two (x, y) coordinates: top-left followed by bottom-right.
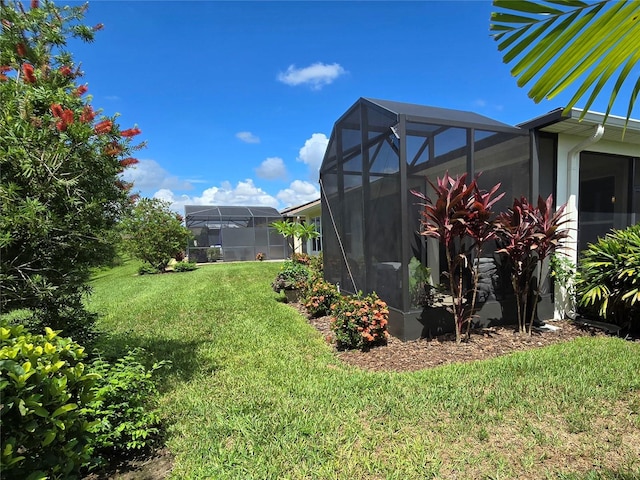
(301, 303), (614, 372)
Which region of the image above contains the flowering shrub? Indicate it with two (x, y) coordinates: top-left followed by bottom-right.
(303, 278), (340, 318)
(271, 260), (310, 292)
(291, 252), (311, 265)
(330, 292), (389, 350)
(309, 252), (323, 274)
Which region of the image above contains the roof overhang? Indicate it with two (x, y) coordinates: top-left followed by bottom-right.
(280, 198), (321, 217)
(518, 107), (640, 146)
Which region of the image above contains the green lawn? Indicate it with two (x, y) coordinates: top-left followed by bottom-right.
(88, 261), (640, 479)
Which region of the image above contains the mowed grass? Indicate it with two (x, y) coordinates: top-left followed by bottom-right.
(88, 261), (640, 479)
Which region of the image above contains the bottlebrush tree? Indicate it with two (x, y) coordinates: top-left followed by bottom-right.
(0, 0), (143, 339)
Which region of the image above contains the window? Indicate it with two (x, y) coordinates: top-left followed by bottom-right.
(310, 216), (322, 253)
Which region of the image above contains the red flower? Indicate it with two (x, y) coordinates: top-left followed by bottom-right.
(119, 157), (139, 168)
(115, 179), (133, 191)
(61, 109), (74, 125)
(120, 127), (141, 138)
(50, 103), (64, 118)
(94, 120), (112, 135)
(0, 66), (10, 81)
(104, 142), (122, 156)
(22, 63), (36, 83)
(31, 0), (39, 8)
(16, 43), (26, 57)
(79, 105), (95, 123)
(59, 65), (73, 77)
(74, 84), (88, 96)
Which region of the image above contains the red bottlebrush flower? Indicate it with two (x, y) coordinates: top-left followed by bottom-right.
(61, 109), (74, 125)
(0, 66), (10, 73)
(104, 142), (122, 156)
(119, 157), (139, 168)
(31, 0), (39, 8)
(59, 65), (73, 77)
(74, 84), (88, 96)
(56, 120), (67, 132)
(16, 43), (26, 57)
(22, 63), (36, 83)
(120, 127), (141, 138)
(93, 23), (104, 31)
(115, 179), (133, 191)
(79, 105), (95, 123)
(94, 120), (112, 135)
(50, 103), (64, 118)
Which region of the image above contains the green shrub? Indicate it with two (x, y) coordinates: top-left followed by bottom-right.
(138, 264), (161, 275)
(86, 349), (168, 456)
(308, 252), (323, 275)
(303, 279), (340, 318)
(271, 260), (310, 292)
(0, 324), (100, 479)
(330, 292), (389, 350)
(173, 261), (198, 272)
(577, 224), (640, 330)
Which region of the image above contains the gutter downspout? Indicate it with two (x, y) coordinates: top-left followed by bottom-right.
(557, 124), (604, 319)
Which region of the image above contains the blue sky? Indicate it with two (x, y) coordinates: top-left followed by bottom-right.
(64, 0), (636, 212)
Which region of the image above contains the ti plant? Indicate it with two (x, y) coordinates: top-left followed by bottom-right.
(496, 195), (569, 334)
(464, 182), (505, 338)
(413, 172), (503, 343)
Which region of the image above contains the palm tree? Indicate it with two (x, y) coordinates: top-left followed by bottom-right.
(490, 0), (640, 131)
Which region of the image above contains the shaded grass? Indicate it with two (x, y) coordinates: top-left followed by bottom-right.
(88, 261), (640, 479)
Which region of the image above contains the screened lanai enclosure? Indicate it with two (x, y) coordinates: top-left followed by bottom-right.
(320, 98), (556, 340)
(185, 206), (287, 262)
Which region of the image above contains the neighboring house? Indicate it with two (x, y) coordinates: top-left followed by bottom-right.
(318, 97), (640, 340)
(280, 198), (323, 256)
(184, 205), (287, 262)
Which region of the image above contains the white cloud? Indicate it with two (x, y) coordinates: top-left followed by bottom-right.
(277, 62), (346, 90)
(297, 133), (329, 180)
(473, 99), (504, 112)
(236, 131), (260, 144)
(276, 180), (320, 208)
(121, 159), (192, 192)
(256, 157), (288, 180)
(152, 179), (280, 213)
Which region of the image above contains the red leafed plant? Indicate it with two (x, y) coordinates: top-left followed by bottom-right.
(496, 194), (569, 334)
(413, 172), (503, 343)
(464, 182), (505, 338)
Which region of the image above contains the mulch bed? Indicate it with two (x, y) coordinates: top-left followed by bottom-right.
(301, 303), (615, 372)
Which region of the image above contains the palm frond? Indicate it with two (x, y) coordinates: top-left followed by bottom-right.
(491, 0), (640, 132)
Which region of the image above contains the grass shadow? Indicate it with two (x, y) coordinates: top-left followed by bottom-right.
(91, 331), (221, 389)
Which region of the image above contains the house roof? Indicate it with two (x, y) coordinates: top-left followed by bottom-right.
(518, 107), (640, 145)
(363, 97), (523, 134)
(280, 198), (321, 217)
(184, 205), (282, 219)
